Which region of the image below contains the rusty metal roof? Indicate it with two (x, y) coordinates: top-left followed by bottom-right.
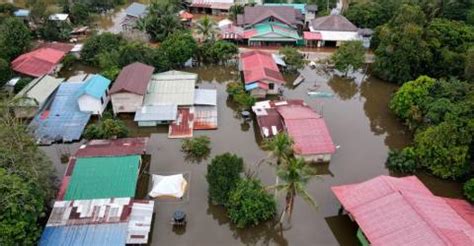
(76, 138), (148, 157)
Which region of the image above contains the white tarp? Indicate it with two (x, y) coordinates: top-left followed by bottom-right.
(149, 174), (187, 198)
(218, 19), (233, 28)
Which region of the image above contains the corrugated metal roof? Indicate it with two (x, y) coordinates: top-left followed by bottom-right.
(76, 75), (111, 99)
(29, 82), (91, 144)
(331, 176), (474, 245)
(125, 2), (148, 18)
(145, 70), (197, 106)
(134, 104), (178, 122)
(37, 42), (74, 53)
(237, 6), (303, 27)
(277, 105), (335, 155)
(169, 107), (194, 138)
(64, 155), (140, 200)
(40, 223), (128, 246)
(194, 89), (217, 106)
(311, 14), (358, 32)
(110, 62), (155, 95)
(76, 138), (148, 157)
(11, 48), (66, 77)
(194, 106), (218, 130)
(240, 50), (285, 85)
(14, 75), (64, 107)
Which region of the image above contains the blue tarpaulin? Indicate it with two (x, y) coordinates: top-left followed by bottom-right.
(30, 82), (91, 144)
(40, 224), (128, 246)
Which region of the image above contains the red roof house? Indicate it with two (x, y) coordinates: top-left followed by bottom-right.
(110, 62), (155, 114)
(332, 175), (474, 245)
(75, 137), (148, 157)
(240, 50), (285, 97)
(277, 104), (335, 161)
(11, 48), (67, 77)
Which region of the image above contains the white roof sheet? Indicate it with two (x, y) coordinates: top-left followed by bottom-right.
(144, 70), (197, 106)
(134, 104), (178, 122)
(49, 13), (69, 21)
(194, 89), (217, 105)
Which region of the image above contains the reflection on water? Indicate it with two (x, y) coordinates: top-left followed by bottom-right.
(41, 64), (464, 245)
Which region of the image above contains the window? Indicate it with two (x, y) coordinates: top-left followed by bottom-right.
(269, 83), (275, 90)
(101, 97), (104, 104)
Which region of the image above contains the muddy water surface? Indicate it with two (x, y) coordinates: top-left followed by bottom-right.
(41, 64), (463, 246)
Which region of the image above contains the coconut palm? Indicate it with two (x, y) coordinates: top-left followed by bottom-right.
(269, 157), (319, 223)
(263, 133), (293, 165)
(195, 15), (218, 42)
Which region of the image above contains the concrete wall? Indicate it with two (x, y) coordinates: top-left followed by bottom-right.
(295, 153), (332, 163)
(111, 93), (144, 114)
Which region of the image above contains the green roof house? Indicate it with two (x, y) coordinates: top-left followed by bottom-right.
(63, 155), (141, 200)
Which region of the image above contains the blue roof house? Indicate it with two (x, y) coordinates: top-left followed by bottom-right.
(76, 74), (111, 115)
(125, 2), (148, 18)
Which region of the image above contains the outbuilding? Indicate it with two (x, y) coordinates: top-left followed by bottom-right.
(76, 74), (111, 115)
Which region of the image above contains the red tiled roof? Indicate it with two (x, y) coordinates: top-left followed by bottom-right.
(75, 137), (148, 157)
(240, 50), (285, 85)
(11, 48), (66, 77)
(277, 105), (335, 155)
(303, 31), (322, 41)
(110, 62), (155, 95)
(332, 175), (474, 245)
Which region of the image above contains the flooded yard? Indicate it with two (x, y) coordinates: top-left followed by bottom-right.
(41, 64), (464, 245)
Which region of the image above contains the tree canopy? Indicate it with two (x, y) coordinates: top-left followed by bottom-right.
(331, 41), (365, 76)
(0, 17), (31, 61)
(206, 153), (244, 205)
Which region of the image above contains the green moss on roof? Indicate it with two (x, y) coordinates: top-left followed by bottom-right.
(64, 155), (141, 200)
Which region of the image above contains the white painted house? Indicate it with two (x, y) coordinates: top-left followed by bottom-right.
(309, 13), (359, 47)
(110, 62), (155, 114)
(76, 74), (111, 115)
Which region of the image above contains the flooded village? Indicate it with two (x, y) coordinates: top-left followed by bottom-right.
(0, 0), (473, 246)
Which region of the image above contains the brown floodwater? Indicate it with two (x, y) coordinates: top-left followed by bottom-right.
(41, 64), (464, 246)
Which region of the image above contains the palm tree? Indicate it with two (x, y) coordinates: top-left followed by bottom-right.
(195, 15), (218, 42)
(263, 133), (293, 165)
(268, 157), (319, 223)
(229, 4), (244, 21)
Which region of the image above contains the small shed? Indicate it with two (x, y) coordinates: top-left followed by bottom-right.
(193, 89), (218, 130)
(76, 74), (111, 115)
(134, 104), (178, 127)
(110, 62), (155, 114)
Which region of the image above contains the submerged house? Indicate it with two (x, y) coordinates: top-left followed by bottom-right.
(240, 50), (285, 98)
(29, 81), (91, 144)
(136, 70), (197, 127)
(11, 45), (72, 77)
(194, 89), (218, 130)
(122, 2), (148, 30)
(39, 198), (154, 245)
(308, 13), (360, 47)
(110, 62), (155, 114)
(12, 75), (64, 118)
(332, 175), (474, 245)
(232, 6), (304, 46)
(76, 74), (111, 115)
(277, 104), (336, 162)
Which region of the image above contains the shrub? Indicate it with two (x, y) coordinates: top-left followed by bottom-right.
(226, 82), (256, 109)
(62, 54), (78, 70)
(181, 136), (211, 160)
(463, 179), (474, 202)
(13, 78), (32, 93)
(83, 118), (129, 140)
(227, 178), (276, 228)
(279, 46), (306, 72)
(386, 147), (418, 173)
(206, 153), (244, 205)
(0, 58), (12, 86)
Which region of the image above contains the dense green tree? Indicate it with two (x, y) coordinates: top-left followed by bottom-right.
(268, 157), (318, 223)
(386, 147), (418, 173)
(38, 20), (72, 41)
(0, 168), (45, 244)
(229, 4), (244, 21)
(160, 31), (198, 68)
(279, 46), (306, 72)
(227, 178), (276, 228)
(465, 47), (474, 82)
(143, 2), (183, 42)
(263, 133), (293, 165)
(389, 76), (436, 129)
(226, 82), (256, 109)
(345, 0), (401, 28)
(83, 118), (129, 139)
(206, 153), (244, 205)
(414, 121), (471, 179)
(198, 41), (238, 64)
(70, 2), (90, 25)
(464, 178), (474, 202)
(81, 33), (123, 65)
(0, 17), (31, 61)
(117, 42), (154, 67)
(373, 4), (432, 83)
(0, 58), (12, 86)
(331, 41), (365, 76)
(196, 15), (218, 42)
(181, 136), (211, 161)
